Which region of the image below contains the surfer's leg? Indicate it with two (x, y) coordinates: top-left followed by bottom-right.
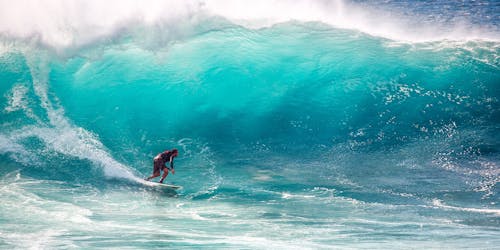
(147, 161), (162, 180)
(146, 172), (160, 181)
(159, 169), (169, 183)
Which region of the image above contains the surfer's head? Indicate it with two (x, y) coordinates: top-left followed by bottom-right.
(172, 149), (179, 157)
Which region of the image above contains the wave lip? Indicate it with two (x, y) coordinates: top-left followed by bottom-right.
(0, 0), (205, 49)
(0, 0), (499, 50)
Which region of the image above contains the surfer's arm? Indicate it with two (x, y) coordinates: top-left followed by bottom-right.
(169, 157), (175, 174)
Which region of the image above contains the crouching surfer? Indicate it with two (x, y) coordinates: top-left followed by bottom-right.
(146, 149), (178, 183)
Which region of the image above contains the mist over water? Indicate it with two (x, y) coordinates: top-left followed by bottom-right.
(1, 0), (499, 248)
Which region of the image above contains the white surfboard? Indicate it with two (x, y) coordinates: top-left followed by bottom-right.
(141, 179), (182, 190)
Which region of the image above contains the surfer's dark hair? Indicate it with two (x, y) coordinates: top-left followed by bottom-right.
(172, 149), (178, 154)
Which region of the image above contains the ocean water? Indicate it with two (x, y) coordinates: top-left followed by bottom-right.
(0, 0), (499, 249)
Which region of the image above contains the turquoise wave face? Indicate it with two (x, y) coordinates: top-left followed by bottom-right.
(0, 22), (499, 248)
(1, 22), (499, 194)
(11, 26), (500, 145)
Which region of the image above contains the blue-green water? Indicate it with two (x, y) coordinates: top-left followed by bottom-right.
(1, 0), (499, 249)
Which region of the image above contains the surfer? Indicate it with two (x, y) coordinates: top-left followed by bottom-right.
(146, 149), (179, 183)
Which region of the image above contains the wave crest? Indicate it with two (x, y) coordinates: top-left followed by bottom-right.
(0, 0), (498, 50)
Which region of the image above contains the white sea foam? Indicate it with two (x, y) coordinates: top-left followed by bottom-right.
(0, 134), (26, 155)
(0, 0), (497, 50)
(4, 84), (28, 113)
(432, 199), (500, 216)
(0, 176), (94, 248)
(8, 125), (138, 180)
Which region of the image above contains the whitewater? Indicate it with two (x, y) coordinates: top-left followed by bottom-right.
(0, 0), (499, 249)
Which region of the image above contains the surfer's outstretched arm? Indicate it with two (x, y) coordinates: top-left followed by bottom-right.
(170, 157), (175, 174)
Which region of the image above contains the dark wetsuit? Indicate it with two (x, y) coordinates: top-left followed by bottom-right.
(153, 151), (175, 175)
